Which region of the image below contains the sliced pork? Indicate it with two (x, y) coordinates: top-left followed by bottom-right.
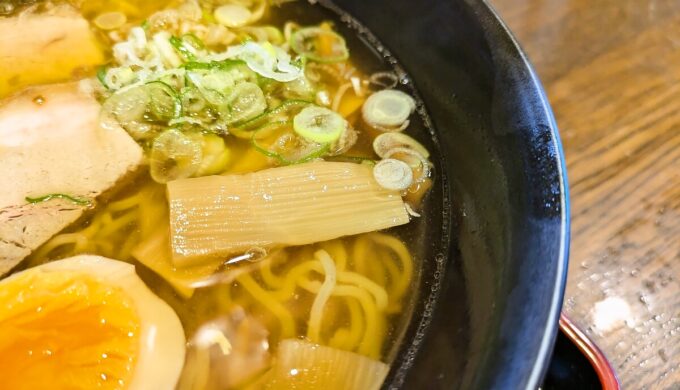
(0, 9), (105, 97)
(0, 82), (143, 275)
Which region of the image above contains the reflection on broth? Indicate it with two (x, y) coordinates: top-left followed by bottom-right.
(0, 0), (434, 389)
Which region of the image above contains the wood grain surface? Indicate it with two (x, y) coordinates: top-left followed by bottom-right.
(489, 0), (680, 388)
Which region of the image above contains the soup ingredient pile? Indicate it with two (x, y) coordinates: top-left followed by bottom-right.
(0, 0), (437, 389)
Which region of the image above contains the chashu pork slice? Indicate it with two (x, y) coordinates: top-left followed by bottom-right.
(0, 8), (105, 98)
(0, 82), (143, 275)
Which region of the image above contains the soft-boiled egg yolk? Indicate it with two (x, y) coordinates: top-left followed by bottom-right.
(0, 255), (186, 390)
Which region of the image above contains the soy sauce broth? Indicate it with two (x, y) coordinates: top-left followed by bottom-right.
(3, 0), (448, 388)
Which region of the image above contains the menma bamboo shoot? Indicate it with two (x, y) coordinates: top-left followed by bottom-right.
(167, 161), (410, 267)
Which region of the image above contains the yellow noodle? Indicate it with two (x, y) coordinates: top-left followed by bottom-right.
(351, 235), (371, 276)
(258, 250), (289, 289)
(344, 297), (365, 351)
(98, 210), (138, 237)
(269, 260), (318, 301)
(383, 259), (404, 313)
(216, 284), (233, 313)
(31, 233), (85, 261)
(94, 240), (114, 257)
(139, 208), (162, 240)
(73, 234), (92, 253)
(118, 231), (140, 261)
(267, 254), (388, 316)
(366, 248), (388, 285)
(370, 233), (413, 299)
(300, 280), (383, 359)
(307, 250), (337, 343)
(329, 327), (351, 351)
(337, 271), (388, 311)
(107, 193), (141, 212)
(79, 215), (104, 239)
(259, 259), (283, 289)
(329, 296), (364, 352)
(319, 239), (347, 271)
(99, 212), (114, 228)
(236, 273), (296, 339)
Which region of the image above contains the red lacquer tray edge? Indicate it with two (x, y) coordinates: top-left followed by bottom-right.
(559, 313), (621, 390)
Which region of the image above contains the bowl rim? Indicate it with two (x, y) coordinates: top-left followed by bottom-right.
(480, 0), (571, 387)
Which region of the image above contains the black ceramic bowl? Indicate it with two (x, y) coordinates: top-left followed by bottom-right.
(331, 0), (571, 389)
(282, 0), (570, 389)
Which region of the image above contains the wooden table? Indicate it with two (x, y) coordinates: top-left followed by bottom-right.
(489, 0), (680, 388)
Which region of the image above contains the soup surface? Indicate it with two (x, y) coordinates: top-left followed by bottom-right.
(0, 1), (435, 389)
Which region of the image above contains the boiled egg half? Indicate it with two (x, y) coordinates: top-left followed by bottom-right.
(0, 255), (186, 390)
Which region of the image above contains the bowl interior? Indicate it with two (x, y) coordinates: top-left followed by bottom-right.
(317, 1), (570, 389)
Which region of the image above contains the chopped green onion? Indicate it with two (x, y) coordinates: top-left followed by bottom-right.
(180, 87), (209, 115)
(362, 89), (415, 130)
(101, 67), (136, 90)
(373, 132), (429, 159)
(102, 86), (156, 141)
(290, 27), (349, 63)
(149, 129), (203, 183)
(186, 70), (235, 105)
(372, 158), (413, 191)
(383, 147), (431, 179)
(94, 11), (127, 30)
(251, 133), (330, 165)
(96, 66), (109, 89)
(103, 82), (181, 139)
(25, 194), (92, 206)
(182, 33), (205, 50)
(183, 59), (253, 76)
(185, 63), (258, 106)
(230, 41), (302, 82)
(169, 35), (196, 61)
(282, 76), (316, 101)
(230, 119), (288, 140)
(145, 81), (182, 121)
(237, 99), (311, 130)
(169, 34), (205, 62)
(219, 82), (267, 125)
(214, 4), (252, 28)
(182, 61), (214, 71)
(293, 106), (346, 143)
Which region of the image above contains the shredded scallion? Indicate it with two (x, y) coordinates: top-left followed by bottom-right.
(25, 194), (92, 206)
(169, 36), (197, 61)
